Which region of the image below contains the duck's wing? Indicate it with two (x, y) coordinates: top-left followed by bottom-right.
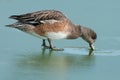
(9, 10), (68, 25)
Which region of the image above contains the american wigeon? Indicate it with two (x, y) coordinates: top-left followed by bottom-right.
(6, 10), (97, 51)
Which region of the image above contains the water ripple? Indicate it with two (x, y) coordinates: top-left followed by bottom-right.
(64, 47), (120, 56)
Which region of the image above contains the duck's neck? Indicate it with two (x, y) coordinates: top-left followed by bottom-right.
(67, 24), (82, 39)
(80, 25), (97, 44)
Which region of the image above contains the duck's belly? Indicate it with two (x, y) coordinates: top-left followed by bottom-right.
(28, 31), (68, 40)
(46, 32), (68, 39)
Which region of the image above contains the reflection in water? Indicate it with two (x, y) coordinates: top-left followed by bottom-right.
(16, 48), (95, 80)
(89, 49), (94, 55)
(18, 49), (94, 72)
(5, 49), (95, 80)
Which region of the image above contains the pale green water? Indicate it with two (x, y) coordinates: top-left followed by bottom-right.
(0, 0), (120, 80)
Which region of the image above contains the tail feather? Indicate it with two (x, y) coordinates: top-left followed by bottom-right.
(9, 14), (35, 23)
(9, 15), (21, 20)
(6, 22), (23, 28)
(6, 24), (14, 27)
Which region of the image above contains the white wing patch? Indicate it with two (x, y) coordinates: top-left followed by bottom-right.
(40, 19), (58, 24)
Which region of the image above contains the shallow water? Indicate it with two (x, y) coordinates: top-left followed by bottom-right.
(0, 0), (120, 80)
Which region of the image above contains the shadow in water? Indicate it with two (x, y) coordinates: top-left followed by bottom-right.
(16, 48), (95, 71)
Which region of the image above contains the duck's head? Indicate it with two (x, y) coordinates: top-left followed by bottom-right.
(79, 25), (97, 50)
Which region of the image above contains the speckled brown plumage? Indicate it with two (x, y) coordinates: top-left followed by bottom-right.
(7, 10), (97, 51)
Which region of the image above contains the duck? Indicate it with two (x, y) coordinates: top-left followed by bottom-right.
(6, 10), (97, 51)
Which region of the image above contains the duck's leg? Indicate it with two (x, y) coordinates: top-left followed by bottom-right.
(42, 39), (50, 48)
(89, 43), (95, 51)
(42, 39), (46, 46)
(47, 38), (64, 51)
